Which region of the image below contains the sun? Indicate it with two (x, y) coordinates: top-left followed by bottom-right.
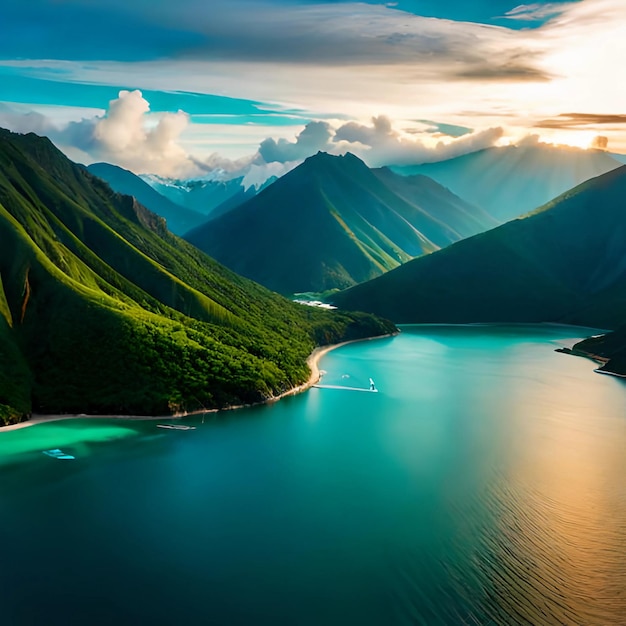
(543, 131), (598, 150)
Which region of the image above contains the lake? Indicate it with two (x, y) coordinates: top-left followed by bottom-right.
(1, 325), (625, 625)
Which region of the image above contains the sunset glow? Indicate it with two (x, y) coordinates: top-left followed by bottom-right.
(1, 0), (625, 177)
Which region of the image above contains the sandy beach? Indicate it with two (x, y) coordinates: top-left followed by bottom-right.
(1, 333), (396, 433)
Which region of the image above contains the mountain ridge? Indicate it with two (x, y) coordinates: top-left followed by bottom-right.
(332, 164), (626, 329)
(87, 162), (207, 235)
(185, 151), (496, 294)
(392, 144), (622, 222)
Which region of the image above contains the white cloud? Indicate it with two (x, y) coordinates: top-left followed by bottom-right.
(72, 90), (195, 177)
(259, 121), (333, 163)
(241, 160), (300, 190)
(0, 94), (507, 183)
(0, 91), (202, 177)
(0, 91), (255, 179)
(333, 115), (504, 166)
(0, 105), (55, 136)
(502, 3), (575, 21)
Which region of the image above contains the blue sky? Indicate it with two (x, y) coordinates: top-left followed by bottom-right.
(1, 0), (624, 178)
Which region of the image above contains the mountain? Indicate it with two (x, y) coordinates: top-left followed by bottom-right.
(570, 325), (626, 376)
(141, 173), (257, 217)
(0, 129), (394, 426)
(371, 167), (498, 236)
(185, 152), (496, 294)
(332, 165), (626, 329)
(392, 145), (622, 222)
(87, 162), (207, 235)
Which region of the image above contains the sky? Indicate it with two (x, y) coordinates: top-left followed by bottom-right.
(1, 0), (625, 180)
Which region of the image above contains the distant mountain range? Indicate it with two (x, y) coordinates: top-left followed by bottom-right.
(185, 152), (496, 294)
(333, 165), (626, 330)
(87, 163), (207, 235)
(393, 145), (622, 222)
(0, 129), (393, 426)
(140, 173), (260, 217)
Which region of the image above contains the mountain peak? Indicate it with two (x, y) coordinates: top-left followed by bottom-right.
(304, 150), (365, 166)
(186, 147), (495, 294)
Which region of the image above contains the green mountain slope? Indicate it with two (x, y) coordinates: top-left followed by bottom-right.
(0, 129), (394, 425)
(393, 145), (622, 222)
(185, 152), (495, 294)
(333, 165), (626, 329)
(87, 162), (207, 235)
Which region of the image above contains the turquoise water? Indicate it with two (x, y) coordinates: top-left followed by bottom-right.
(1, 325), (625, 625)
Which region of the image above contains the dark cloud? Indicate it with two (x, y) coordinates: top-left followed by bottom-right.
(535, 113), (626, 129)
(453, 61), (553, 82)
(1, 0), (204, 62)
(413, 120), (473, 137)
(1, 0), (551, 86)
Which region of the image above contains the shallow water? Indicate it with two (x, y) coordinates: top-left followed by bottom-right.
(1, 325), (625, 625)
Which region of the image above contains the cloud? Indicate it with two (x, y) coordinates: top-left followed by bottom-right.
(177, 3), (552, 85)
(333, 115), (395, 147)
(65, 90), (195, 176)
(7, 1), (551, 85)
(332, 115), (504, 166)
(414, 120), (473, 138)
(515, 133), (543, 146)
(0, 90), (260, 179)
(0, 104), (58, 136)
(3, 0), (626, 157)
(535, 112), (626, 129)
(502, 3), (575, 21)
(188, 152), (258, 177)
(241, 160), (300, 190)
(452, 58), (553, 82)
(259, 121), (333, 163)
(591, 135), (609, 150)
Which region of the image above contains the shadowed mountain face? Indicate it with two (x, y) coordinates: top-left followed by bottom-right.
(185, 152), (496, 294)
(573, 325), (626, 376)
(87, 162), (207, 235)
(393, 145), (622, 222)
(0, 129), (395, 425)
(333, 165), (626, 329)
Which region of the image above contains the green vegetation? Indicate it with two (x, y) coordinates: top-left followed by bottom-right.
(185, 152), (495, 294)
(333, 165), (626, 329)
(0, 129), (395, 425)
(87, 162), (208, 235)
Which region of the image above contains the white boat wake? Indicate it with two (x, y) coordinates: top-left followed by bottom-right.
(313, 374), (377, 392)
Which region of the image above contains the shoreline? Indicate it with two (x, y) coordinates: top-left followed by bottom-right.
(555, 346), (626, 379)
(1, 332), (397, 433)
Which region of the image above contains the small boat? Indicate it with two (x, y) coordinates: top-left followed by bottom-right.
(369, 378), (377, 391)
(43, 449), (75, 460)
(156, 424), (196, 431)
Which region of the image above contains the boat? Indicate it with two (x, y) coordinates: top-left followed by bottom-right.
(43, 449), (75, 460)
(156, 424), (196, 431)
